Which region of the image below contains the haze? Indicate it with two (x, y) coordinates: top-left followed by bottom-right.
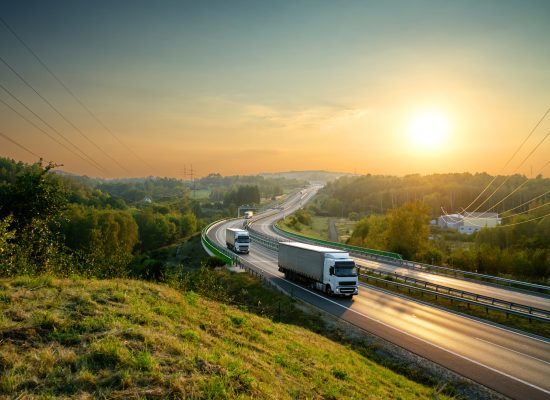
(1, 1), (549, 178)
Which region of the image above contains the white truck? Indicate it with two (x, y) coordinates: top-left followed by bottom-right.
(243, 211), (253, 219)
(226, 228), (250, 254)
(278, 242), (359, 297)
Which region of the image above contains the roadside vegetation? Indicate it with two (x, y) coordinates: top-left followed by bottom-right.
(302, 174), (550, 283)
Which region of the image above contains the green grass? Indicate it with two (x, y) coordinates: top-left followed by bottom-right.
(334, 218), (356, 242)
(280, 215), (330, 240)
(280, 213), (357, 243)
(0, 275), (458, 399)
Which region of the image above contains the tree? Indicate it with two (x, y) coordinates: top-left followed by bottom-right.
(0, 160), (66, 230)
(385, 201), (431, 259)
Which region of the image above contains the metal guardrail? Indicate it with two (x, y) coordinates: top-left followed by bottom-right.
(360, 266), (550, 320)
(201, 220), (237, 265)
(360, 271), (550, 323)
(397, 260), (550, 295)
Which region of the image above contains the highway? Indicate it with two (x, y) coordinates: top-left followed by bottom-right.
(207, 188), (550, 400)
(254, 187), (550, 313)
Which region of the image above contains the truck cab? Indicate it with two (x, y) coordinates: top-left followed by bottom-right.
(324, 257), (359, 296)
(226, 228), (250, 254)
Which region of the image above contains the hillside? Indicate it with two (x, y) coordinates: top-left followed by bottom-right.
(0, 276), (454, 399)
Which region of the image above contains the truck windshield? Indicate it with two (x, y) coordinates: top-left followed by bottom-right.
(236, 236), (250, 243)
(334, 261), (357, 277)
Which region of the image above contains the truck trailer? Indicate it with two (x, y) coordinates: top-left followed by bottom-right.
(278, 242), (358, 297)
(226, 228), (250, 254)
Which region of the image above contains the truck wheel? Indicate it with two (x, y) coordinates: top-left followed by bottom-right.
(325, 284), (333, 295)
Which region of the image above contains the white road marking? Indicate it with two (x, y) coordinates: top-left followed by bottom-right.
(474, 337), (550, 366)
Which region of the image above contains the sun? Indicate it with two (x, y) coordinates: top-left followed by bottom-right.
(408, 110), (451, 151)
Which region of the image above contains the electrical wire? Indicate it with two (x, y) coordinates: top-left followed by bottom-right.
(462, 108), (550, 213)
(0, 54), (131, 175)
(498, 190), (550, 214)
(0, 130), (41, 158)
(0, 83), (107, 174)
(464, 129), (550, 216)
(494, 210), (550, 227)
(500, 201), (549, 219)
(0, 15), (158, 174)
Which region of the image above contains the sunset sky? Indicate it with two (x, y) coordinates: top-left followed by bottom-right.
(1, 1), (549, 179)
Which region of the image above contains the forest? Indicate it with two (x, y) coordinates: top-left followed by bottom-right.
(311, 173), (550, 282)
(0, 157), (301, 279)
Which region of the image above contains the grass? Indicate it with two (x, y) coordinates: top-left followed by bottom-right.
(0, 275), (459, 399)
(279, 215), (330, 240)
(361, 273), (550, 339)
(279, 212), (357, 243)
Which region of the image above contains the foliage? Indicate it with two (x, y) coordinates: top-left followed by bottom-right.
(223, 185), (261, 207)
(386, 201), (431, 259)
(318, 173), (550, 218)
(325, 172), (550, 281)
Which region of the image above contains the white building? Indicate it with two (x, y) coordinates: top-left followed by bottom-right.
(438, 214), (464, 230)
(438, 211), (501, 234)
(462, 212), (501, 229)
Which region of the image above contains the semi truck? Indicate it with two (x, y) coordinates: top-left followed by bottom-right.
(226, 228), (250, 254)
(278, 242), (358, 297)
(243, 211), (254, 219)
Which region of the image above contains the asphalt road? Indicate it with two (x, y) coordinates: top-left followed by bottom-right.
(208, 188), (550, 400)
(254, 187), (550, 313)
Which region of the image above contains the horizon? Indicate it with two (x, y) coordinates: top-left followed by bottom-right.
(1, 1), (549, 179)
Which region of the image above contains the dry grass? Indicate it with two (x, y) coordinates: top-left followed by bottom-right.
(0, 276), (453, 399)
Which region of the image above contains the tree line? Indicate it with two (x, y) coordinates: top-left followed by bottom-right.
(0, 158), (198, 278)
(315, 174), (550, 282)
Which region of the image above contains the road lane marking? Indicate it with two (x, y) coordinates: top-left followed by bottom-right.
(474, 337), (550, 365)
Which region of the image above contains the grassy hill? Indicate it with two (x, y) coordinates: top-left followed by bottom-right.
(0, 275), (457, 399)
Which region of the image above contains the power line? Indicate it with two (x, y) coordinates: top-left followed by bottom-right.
(500, 201), (549, 219)
(0, 54), (131, 175)
(463, 108), (550, 212)
(0, 15), (158, 174)
(0, 83), (106, 174)
(495, 210), (550, 227)
(463, 129), (550, 216)
(498, 190), (550, 214)
(478, 158), (550, 213)
(0, 130), (41, 158)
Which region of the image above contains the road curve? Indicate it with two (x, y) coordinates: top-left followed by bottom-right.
(208, 188), (550, 400)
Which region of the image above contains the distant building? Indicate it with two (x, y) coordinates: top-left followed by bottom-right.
(462, 212), (501, 229)
(438, 214), (463, 230)
(438, 211), (501, 234)
(142, 197), (153, 204)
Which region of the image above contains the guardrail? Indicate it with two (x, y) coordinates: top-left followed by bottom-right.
(396, 259), (550, 295)
(274, 221), (550, 296)
(360, 270), (550, 323)
(201, 220), (236, 265)
(360, 266), (550, 320)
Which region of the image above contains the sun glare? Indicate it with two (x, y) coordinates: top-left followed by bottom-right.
(408, 110), (450, 152)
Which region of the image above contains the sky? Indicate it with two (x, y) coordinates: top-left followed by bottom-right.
(1, 0), (549, 179)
